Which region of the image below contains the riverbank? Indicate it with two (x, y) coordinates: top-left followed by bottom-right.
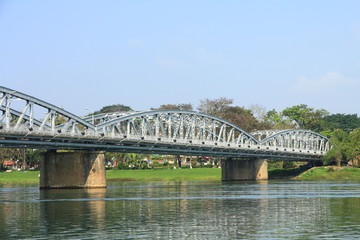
(295, 166), (360, 180)
(106, 168), (221, 181)
(0, 168), (222, 184)
(1, 167), (360, 183)
(0, 170), (39, 183)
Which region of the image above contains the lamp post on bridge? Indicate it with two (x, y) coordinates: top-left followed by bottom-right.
(85, 107), (95, 125)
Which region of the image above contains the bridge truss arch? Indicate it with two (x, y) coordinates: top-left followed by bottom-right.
(0, 86), (94, 135)
(0, 86), (330, 160)
(252, 129), (330, 154)
(93, 110), (259, 146)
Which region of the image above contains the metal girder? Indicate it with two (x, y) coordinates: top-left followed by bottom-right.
(0, 86), (95, 135)
(95, 110), (259, 145)
(252, 129), (330, 153)
(0, 106), (48, 130)
(0, 134), (322, 161)
(82, 111), (140, 124)
(0, 86), (331, 160)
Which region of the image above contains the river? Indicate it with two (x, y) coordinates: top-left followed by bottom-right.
(1, 181), (360, 239)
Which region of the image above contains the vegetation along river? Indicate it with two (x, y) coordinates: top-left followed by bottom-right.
(1, 181), (360, 239)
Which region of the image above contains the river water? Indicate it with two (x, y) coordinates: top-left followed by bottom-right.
(1, 181), (360, 239)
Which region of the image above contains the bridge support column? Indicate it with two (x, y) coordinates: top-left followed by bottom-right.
(40, 151), (106, 189)
(221, 158), (268, 181)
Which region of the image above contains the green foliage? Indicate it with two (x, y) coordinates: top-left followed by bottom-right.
(94, 104), (132, 115)
(202, 164), (213, 168)
(323, 128), (360, 166)
(0, 148), (21, 161)
(282, 161), (296, 169)
(282, 104), (329, 131)
(323, 114), (360, 132)
(149, 155), (165, 160)
(347, 128), (360, 162)
(0, 148), (43, 170)
(197, 97), (268, 132)
(324, 129), (349, 166)
(282, 104), (312, 127)
(117, 162), (130, 170)
(152, 103), (193, 111)
(267, 160), (283, 170)
(263, 104), (330, 131)
(264, 109), (284, 125)
(221, 106), (269, 132)
(323, 147), (342, 166)
(297, 167), (360, 181)
(268, 160), (309, 170)
(152, 162), (161, 167)
(26, 149), (44, 163)
(268, 168), (306, 179)
(320, 130), (334, 138)
(123, 153), (148, 169)
(105, 152), (150, 169)
(264, 109), (294, 129)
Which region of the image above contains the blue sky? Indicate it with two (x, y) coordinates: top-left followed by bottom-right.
(1, 0), (359, 116)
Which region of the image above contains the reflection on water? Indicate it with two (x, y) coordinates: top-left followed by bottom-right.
(39, 188), (107, 237)
(1, 181), (360, 239)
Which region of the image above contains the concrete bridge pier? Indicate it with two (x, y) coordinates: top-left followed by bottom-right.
(40, 151), (106, 189)
(221, 158), (268, 181)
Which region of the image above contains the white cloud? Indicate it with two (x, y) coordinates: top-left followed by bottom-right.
(292, 72), (357, 93)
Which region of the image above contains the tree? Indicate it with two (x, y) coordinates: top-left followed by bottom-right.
(0, 148), (43, 170)
(264, 109), (295, 129)
(197, 97), (267, 132)
(323, 114), (360, 132)
(123, 153), (147, 169)
(26, 149), (44, 169)
(152, 103), (193, 111)
(282, 104), (329, 131)
(323, 147), (343, 166)
(323, 129), (349, 166)
(221, 106), (269, 132)
(94, 104), (132, 115)
(197, 97), (233, 118)
(323, 128), (360, 166)
(346, 128), (360, 166)
(249, 104), (267, 122)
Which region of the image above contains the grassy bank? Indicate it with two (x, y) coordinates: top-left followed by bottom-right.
(2, 167), (360, 183)
(106, 168), (222, 181)
(0, 168), (222, 183)
(0, 170), (40, 183)
(296, 167), (360, 181)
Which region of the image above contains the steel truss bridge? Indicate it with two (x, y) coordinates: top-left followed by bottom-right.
(0, 86), (330, 161)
